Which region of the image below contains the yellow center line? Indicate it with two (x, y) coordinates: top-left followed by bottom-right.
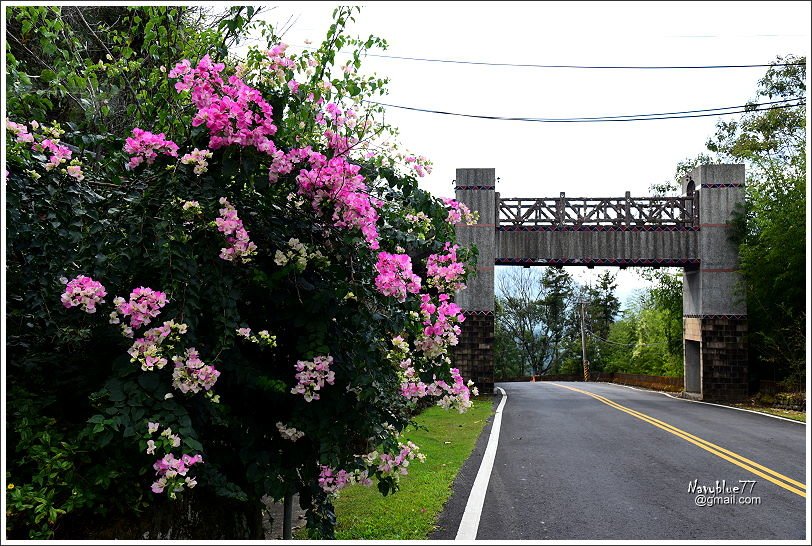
(549, 382), (806, 498)
(574, 387), (806, 490)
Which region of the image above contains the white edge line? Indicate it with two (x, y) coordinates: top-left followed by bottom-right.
(576, 381), (805, 425)
(455, 386), (508, 541)
(660, 391), (807, 424)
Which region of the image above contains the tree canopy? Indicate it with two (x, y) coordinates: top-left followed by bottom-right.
(682, 55), (806, 387)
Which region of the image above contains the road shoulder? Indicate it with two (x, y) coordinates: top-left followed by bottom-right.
(428, 394), (501, 540)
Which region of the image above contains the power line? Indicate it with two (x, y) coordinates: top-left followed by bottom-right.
(289, 44), (805, 70)
(364, 101), (805, 123)
(362, 52), (806, 71)
(373, 97), (801, 122)
(580, 97), (799, 120)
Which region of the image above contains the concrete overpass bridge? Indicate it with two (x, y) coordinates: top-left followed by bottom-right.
(452, 165), (747, 401)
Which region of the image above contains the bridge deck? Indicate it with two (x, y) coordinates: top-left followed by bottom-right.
(497, 228), (699, 267)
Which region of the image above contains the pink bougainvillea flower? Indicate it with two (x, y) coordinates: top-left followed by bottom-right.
(374, 252), (422, 302)
(61, 275), (107, 313)
(123, 128), (179, 170)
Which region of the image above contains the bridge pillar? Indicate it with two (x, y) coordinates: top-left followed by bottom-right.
(682, 164), (748, 401)
(453, 168), (496, 394)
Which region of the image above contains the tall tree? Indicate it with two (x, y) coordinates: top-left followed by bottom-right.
(577, 271), (621, 372)
(495, 268), (575, 376)
(493, 298), (524, 379)
(679, 55), (806, 387)
(602, 293), (683, 377)
(6, 7), (265, 137)
(638, 269), (683, 357)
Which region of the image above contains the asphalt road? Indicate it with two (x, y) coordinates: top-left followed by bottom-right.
(432, 381), (807, 540)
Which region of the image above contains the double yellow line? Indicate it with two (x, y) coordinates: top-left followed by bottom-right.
(550, 382), (806, 498)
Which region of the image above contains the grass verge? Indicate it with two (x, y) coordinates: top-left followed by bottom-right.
(604, 384), (806, 423)
(731, 404), (806, 422)
(298, 396), (494, 540)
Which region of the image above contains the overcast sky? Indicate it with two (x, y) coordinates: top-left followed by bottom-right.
(248, 1), (810, 306)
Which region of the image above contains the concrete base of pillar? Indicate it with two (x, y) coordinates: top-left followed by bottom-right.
(452, 311), (495, 394)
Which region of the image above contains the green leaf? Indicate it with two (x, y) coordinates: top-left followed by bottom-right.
(183, 436), (203, 451)
(40, 69), (56, 83)
(107, 375), (133, 410)
(137, 373), (161, 394)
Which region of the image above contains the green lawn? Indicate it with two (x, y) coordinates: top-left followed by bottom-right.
(304, 397), (494, 540)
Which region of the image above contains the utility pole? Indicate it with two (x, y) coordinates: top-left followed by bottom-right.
(579, 301), (591, 382)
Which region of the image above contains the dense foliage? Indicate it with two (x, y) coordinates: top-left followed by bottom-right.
(494, 268), (573, 377)
(5, 6), (479, 539)
(493, 269), (620, 378)
(678, 56), (806, 388)
(601, 270), (683, 377)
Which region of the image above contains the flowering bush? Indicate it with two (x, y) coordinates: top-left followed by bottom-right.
(6, 118), (85, 179)
(236, 326), (278, 348)
(112, 287), (169, 331)
(291, 355), (336, 402)
(181, 148), (213, 175)
(145, 423), (204, 499)
(60, 275), (107, 313)
(125, 319), (186, 368)
(171, 347), (221, 396)
(123, 128), (179, 170)
(169, 54), (278, 152)
(427, 243), (467, 292)
(6, 6), (480, 540)
(215, 197), (257, 263)
(442, 197), (479, 225)
(273, 237), (330, 271)
(374, 252), (422, 302)
(276, 422), (305, 442)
